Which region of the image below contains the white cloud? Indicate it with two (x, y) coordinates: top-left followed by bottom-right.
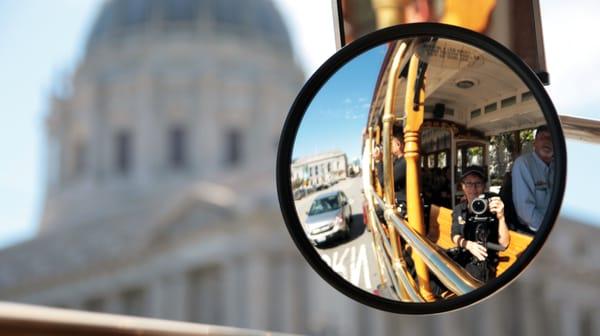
(274, 0), (337, 77)
(542, 0), (600, 119)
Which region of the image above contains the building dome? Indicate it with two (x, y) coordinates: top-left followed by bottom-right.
(41, 0), (304, 234)
(86, 0), (292, 54)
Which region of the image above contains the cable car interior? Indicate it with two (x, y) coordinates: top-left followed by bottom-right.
(364, 38), (545, 299)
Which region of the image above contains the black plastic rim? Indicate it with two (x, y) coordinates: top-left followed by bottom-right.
(276, 22), (566, 314)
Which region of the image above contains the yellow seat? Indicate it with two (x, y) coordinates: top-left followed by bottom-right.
(427, 204), (534, 277)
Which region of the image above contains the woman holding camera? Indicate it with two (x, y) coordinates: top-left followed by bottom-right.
(451, 165), (510, 282)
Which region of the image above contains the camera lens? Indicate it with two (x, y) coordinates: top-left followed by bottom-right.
(471, 198), (488, 215)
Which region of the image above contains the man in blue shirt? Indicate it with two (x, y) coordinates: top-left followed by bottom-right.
(512, 125), (554, 232)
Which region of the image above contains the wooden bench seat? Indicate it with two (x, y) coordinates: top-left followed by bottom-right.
(427, 204), (534, 277)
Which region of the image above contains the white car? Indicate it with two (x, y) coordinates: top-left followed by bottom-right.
(304, 191), (352, 245)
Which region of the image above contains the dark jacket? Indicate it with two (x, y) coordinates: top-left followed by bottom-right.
(450, 201), (500, 282)
(376, 156), (407, 203)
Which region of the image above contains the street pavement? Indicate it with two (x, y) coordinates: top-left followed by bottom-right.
(294, 175), (384, 294)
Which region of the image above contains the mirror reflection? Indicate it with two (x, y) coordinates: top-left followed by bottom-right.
(290, 36), (555, 302)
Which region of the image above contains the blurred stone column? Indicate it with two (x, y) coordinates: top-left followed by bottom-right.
(135, 72), (156, 186)
(384, 314), (420, 336)
(337, 299), (359, 336)
(437, 310), (465, 336)
(160, 273), (187, 321)
(148, 277), (164, 318)
(88, 87), (101, 183)
(519, 280), (542, 336)
(480, 295), (504, 336)
(367, 309), (386, 336)
(296, 259), (312, 334)
(560, 302), (580, 336)
(427, 314), (451, 336)
(592, 309), (600, 336)
(104, 291), (122, 315)
(222, 257), (239, 327)
(280, 254), (297, 332)
(306, 268), (342, 335)
(246, 252), (269, 329)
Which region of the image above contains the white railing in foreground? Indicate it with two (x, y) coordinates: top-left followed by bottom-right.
(0, 302), (301, 336)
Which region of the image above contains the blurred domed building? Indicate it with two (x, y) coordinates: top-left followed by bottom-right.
(41, 0), (300, 233)
(0, 1), (600, 336)
(0, 0), (313, 332)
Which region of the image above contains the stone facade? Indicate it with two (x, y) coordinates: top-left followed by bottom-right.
(0, 1), (599, 336)
(291, 151), (348, 187)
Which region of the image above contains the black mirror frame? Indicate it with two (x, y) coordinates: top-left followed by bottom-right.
(276, 22), (566, 314)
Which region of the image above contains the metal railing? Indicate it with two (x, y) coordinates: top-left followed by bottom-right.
(370, 192), (482, 295)
(0, 302), (299, 336)
(361, 144), (423, 302)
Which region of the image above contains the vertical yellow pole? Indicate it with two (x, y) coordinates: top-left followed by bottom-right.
(381, 43), (408, 293)
(404, 54), (435, 301)
(440, 0), (496, 33)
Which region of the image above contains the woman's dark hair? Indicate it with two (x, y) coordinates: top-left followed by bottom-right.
(392, 124), (404, 141)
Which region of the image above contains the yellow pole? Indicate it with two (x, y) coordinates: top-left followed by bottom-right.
(440, 0), (496, 33)
(404, 54), (435, 301)
(381, 43), (408, 292)
(371, 0), (407, 29)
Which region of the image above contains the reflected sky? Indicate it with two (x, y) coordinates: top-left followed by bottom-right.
(293, 45), (386, 162)
(562, 140), (599, 222)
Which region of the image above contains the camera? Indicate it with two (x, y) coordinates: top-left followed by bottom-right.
(470, 193), (490, 215)
(468, 192), (498, 240)
(469, 192), (497, 216)
(467, 192), (506, 252)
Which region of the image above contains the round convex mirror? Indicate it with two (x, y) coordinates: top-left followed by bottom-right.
(277, 23), (566, 314)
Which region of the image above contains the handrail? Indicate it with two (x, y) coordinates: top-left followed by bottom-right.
(367, 192), (410, 301)
(362, 140), (423, 302)
(369, 228), (404, 300)
(367, 208), (411, 301)
(368, 208), (425, 302)
(363, 175), (402, 299)
(371, 193), (482, 295)
(0, 302), (297, 336)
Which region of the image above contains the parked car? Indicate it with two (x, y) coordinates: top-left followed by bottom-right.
(293, 188), (307, 200)
(315, 182), (329, 191)
(304, 190), (352, 245)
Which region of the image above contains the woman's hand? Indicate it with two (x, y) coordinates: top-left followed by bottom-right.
(490, 196), (511, 248)
(465, 240), (487, 261)
(489, 196), (505, 221)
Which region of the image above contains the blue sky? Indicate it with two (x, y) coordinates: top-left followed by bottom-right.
(0, 0), (598, 249)
(0, 1), (101, 248)
(293, 45), (387, 163)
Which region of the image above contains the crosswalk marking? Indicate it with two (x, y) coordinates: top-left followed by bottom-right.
(320, 243), (372, 289)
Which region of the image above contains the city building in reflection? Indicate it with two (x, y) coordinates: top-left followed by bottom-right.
(292, 151), (349, 189)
